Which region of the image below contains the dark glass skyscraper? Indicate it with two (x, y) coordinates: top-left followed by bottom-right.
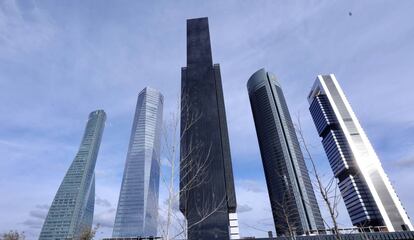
(39, 110), (106, 240)
(247, 69), (324, 236)
(113, 87), (163, 237)
(180, 17), (238, 240)
(308, 74), (413, 231)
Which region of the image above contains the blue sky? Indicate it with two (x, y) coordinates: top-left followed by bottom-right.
(1, 0), (414, 239)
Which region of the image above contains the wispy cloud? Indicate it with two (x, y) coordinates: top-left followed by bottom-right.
(394, 156), (414, 168)
(0, 0), (56, 57)
(29, 210), (47, 220)
(93, 208), (116, 229)
(21, 204), (49, 230)
(34, 204), (49, 210)
(237, 180), (266, 193)
(22, 219), (43, 229)
(96, 196), (112, 208)
(1, 1), (414, 239)
(237, 204), (253, 214)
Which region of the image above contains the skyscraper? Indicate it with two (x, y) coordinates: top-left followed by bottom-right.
(39, 110), (106, 240)
(308, 74), (413, 231)
(180, 17), (238, 240)
(113, 87), (163, 237)
(247, 69), (325, 236)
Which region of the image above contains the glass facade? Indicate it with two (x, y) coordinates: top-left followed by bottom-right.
(247, 69), (324, 236)
(308, 74), (413, 231)
(180, 17), (238, 240)
(39, 110), (106, 240)
(112, 87), (163, 238)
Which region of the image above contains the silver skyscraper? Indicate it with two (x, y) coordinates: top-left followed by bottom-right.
(308, 74), (413, 231)
(39, 110), (106, 240)
(113, 87), (163, 237)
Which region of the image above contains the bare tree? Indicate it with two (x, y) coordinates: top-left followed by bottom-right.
(295, 116), (342, 240)
(355, 221), (375, 240)
(273, 190), (298, 240)
(158, 95), (227, 240)
(1, 231), (25, 240)
(265, 163), (300, 239)
(79, 224), (99, 240)
(159, 99), (182, 240)
(295, 115), (379, 240)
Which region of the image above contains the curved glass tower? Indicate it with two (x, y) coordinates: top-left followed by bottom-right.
(247, 69), (324, 236)
(113, 87), (163, 237)
(39, 110), (106, 240)
(308, 74), (413, 231)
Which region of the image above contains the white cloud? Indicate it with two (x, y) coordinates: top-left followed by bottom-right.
(1, 1), (414, 239)
(237, 179), (266, 193)
(235, 179), (274, 237)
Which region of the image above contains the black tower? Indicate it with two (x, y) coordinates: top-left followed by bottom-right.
(247, 69), (325, 236)
(180, 17), (237, 240)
